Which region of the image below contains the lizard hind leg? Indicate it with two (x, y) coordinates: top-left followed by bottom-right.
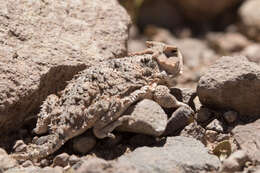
(11, 133), (65, 162)
(93, 85), (153, 139)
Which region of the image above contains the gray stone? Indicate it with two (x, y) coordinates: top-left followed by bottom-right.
(180, 122), (206, 142)
(117, 99), (168, 136)
(196, 107), (218, 124)
(0, 148), (18, 172)
(129, 134), (158, 147)
(69, 155), (81, 166)
(206, 119), (224, 133)
(221, 150), (250, 172)
(74, 157), (140, 173)
(21, 160), (33, 168)
(72, 134), (96, 154)
(53, 153), (70, 167)
(223, 111), (238, 124)
(239, 0), (260, 41)
(118, 136), (221, 173)
(13, 140), (26, 153)
(163, 106), (194, 136)
(0, 0), (130, 132)
(232, 119), (260, 164)
(197, 56), (260, 119)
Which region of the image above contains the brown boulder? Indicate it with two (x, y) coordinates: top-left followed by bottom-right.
(0, 0), (130, 132)
(197, 56), (260, 119)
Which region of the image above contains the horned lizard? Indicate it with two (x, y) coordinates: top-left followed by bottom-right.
(11, 41), (187, 161)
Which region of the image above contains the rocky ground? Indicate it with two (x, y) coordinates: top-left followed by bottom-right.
(1, 0), (260, 173)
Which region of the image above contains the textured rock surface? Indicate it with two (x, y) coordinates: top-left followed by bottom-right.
(0, 0), (130, 132)
(239, 0), (260, 41)
(4, 167), (64, 173)
(118, 136), (221, 173)
(232, 119), (260, 164)
(74, 157), (140, 173)
(0, 148), (18, 172)
(117, 99), (168, 136)
(52, 153), (69, 167)
(180, 122), (206, 142)
(221, 150), (249, 172)
(197, 56), (260, 119)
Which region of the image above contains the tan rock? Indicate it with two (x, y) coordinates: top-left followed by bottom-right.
(0, 0), (130, 132)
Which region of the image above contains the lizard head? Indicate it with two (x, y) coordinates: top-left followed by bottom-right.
(146, 41), (184, 86)
(146, 41), (183, 76)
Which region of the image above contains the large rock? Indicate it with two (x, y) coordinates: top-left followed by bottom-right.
(197, 56), (260, 119)
(117, 99), (168, 136)
(118, 136), (221, 173)
(239, 0), (260, 41)
(0, 0), (130, 132)
(232, 119), (260, 164)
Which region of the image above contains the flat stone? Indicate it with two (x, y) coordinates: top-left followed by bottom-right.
(117, 99), (168, 136)
(0, 0), (130, 132)
(118, 136), (221, 173)
(232, 119), (260, 164)
(197, 56), (260, 119)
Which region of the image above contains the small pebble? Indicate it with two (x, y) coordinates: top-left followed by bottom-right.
(53, 153), (70, 167)
(22, 160), (33, 167)
(69, 155), (81, 166)
(206, 119), (224, 133)
(72, 135), (96, 154)
(223, 111), (238, 124)
(13, 140), (27, 152)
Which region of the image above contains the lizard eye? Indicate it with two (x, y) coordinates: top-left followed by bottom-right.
(164, 48), (178, 58)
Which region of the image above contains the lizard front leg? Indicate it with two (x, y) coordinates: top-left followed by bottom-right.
(153, 85), (189, 109)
